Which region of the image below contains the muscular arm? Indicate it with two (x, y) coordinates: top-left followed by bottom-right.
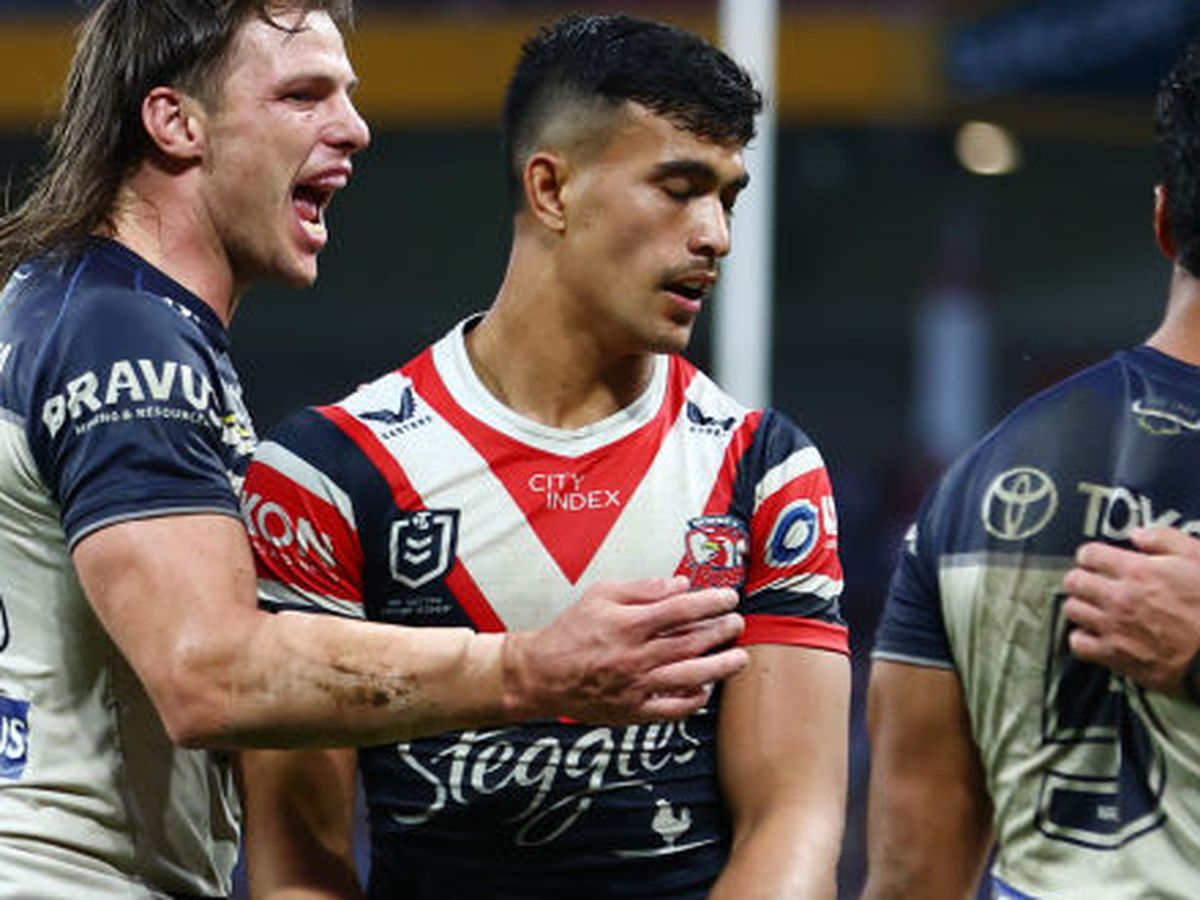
(73, 514), (749, 748)
(709, 645), (849, 900)
(241, 747), (363, 900)
(863, 661), (992, 900)
(1064, 526), (1200, 695)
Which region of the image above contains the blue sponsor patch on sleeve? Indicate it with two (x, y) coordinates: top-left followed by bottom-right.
(765, 499), (819, 567)
(0, 695), (30, 779)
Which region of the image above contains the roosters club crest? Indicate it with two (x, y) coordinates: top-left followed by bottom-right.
(682, 515), (748, 589)
(389, 510), (459, 589)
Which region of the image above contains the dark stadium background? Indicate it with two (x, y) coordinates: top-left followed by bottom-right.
(0, 1), (1194, 895)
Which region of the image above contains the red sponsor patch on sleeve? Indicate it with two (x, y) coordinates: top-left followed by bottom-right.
(242, 460), (364, 605)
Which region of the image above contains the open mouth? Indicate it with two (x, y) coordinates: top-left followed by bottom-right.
(667, 282), (707, 302)
(293, 184), (331, 230)
(662, 275), (715, 305)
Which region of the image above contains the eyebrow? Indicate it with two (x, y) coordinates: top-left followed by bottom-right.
(277, 70), (360, 95)
(651, 159), (751, 192)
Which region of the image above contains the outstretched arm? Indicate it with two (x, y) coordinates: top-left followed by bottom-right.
(863, 661), (992, 900)
(709, 645), (849, 900)
(73, 514), (748, 748)
(1064, 526), (1200, 696)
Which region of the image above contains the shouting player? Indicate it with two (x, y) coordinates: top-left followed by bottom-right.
(241, 13), (850, 900)
(865, 36), (1200, 899)
(0, 3), (749, 896)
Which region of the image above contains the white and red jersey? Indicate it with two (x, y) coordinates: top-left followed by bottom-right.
(244, 318), (846, 899)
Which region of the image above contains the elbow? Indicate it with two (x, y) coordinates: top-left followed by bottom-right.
(158, 700), (229, 749)
(142, 639), (240, 749)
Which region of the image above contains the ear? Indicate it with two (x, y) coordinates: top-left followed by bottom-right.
(1154, 184), (1178, 260)
(523, 151), (569, 232)
(141, 86), (205, 162)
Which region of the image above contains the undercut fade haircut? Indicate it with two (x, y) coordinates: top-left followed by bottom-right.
(501, 13), (762, 208)
(0, 0), (353, 281)
(1156, 37), (1200, 277)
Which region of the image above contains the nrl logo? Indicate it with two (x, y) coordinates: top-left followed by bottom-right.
(389, 509), (459, 589)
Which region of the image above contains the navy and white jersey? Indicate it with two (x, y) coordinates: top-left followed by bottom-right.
(874, 346), (1200, 898)
(247, 318), (846, 899)
(0, 239), (252, 898)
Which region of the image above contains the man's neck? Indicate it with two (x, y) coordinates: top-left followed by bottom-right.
(1146, 265), (1200, 366)
(465, 286), (657, 431)
(107, 172), (239, 326)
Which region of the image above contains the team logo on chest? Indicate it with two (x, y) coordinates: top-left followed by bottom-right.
(1130, 398), (1200, 436)
(389, 510), (460, 589)
(683, 515), (748, 589)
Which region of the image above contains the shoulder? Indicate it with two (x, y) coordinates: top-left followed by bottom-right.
(335, 369), (419, 422)
(987, 355), (1123, 448)
(14, 278), (227, 439)
(677, 357), (826, 438)
(946, 355), (1123, 489)
(757, 405), (822, 451)
(254, 369), (420, 494)
(675, 358), (758, 430)
(46, 285), (215, 379)
(919, 355), (1127, 555)
(68, 278), (202, 332)
(675, 359), (822, 452)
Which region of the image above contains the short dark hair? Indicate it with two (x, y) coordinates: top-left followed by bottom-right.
(501, 13), (762, 207)
(1156, 37), (1200, 276)
(0, 0), (353, 281)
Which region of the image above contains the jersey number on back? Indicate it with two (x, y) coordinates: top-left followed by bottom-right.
(1035, 594), (1166, 848)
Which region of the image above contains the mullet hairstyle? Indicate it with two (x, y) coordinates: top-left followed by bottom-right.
(0, 0), (353, 281)
(501, 13), (763, 209)
(1156, 36), (1200, 277)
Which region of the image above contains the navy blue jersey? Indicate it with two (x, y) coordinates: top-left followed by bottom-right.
(247, 319), (847, 899)
(874, 346), (1200, 897)
(0, 238), (254, 544)
(0, 238), (250, 897)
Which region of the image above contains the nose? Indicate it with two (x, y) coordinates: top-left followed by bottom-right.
(331, 91), (371, 154)
(688, 196), (732, 260)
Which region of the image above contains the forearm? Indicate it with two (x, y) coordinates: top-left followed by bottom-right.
(241, 747), (365, 900)
(714, 646), (848, 900)
(178, 590), (750, 749)
(710, 804), (841, 900)
(77, 516), (749, 749)
(862, 795), (991, 900)
(72, 512), (515, 748)
(248, 833), (365, 900)
(174, 610), (513, 748)
(864, 662), (992, 900)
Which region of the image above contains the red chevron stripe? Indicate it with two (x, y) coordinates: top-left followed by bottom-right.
(318, 401), (506, 633)
(407, 352), (694, 584)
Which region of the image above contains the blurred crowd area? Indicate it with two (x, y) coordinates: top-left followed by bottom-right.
(3, 1), (1198, 895)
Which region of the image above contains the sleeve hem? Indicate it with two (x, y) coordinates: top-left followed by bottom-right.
(870, 649), (956, 670)
(737, 614), (849, 656)
(67, 503), (241, 552)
